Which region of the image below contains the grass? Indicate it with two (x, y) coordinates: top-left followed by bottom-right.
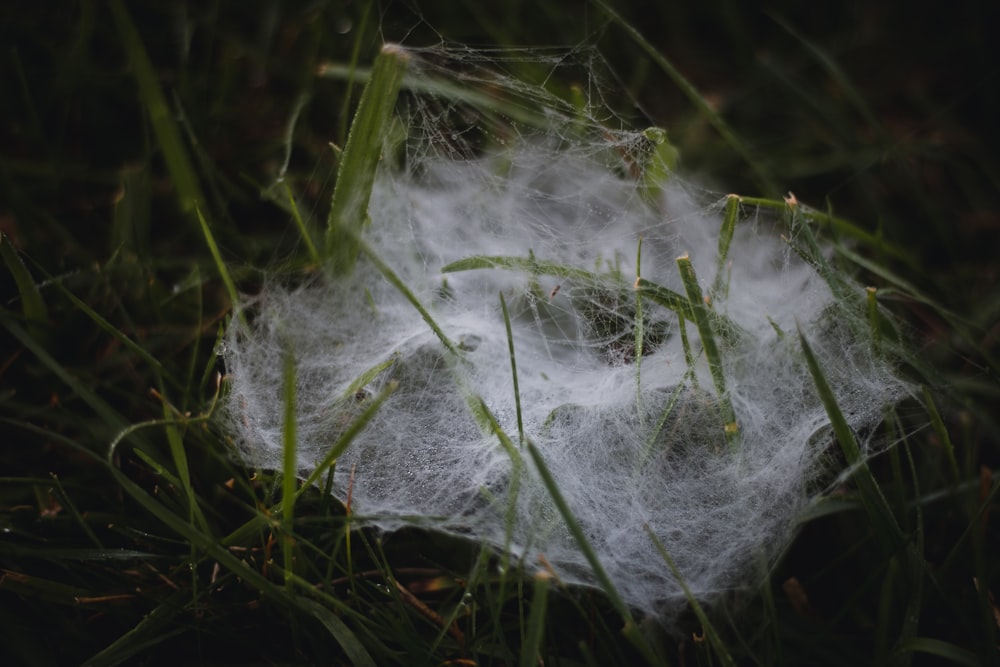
(1, 1), (998, 665)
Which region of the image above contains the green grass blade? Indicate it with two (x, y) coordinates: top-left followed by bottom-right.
(677, 254), (739, 447)
(82, 590), (190, 667)
(711, 194), (739, 300)
(634, 237), (645, 424)
(644, 525), (736, 667)
(797, 324), (905, 550)
(893, 637), (982, 667)
(921, 386), (961, 485)
(0, 231), (48, 338)
(520, 573), (550, 667)
(109, 0), (206, 221)
(443, 254), (599, 284)
(282, 346), (298, 589)
(296, 380), (398, 494)
(195, 205), (242, 326)
(523, 439), (659, 664)
(157, 399), (210, 533)
(296, 598), (379, 667)
(499, 292), (525, 445)
(326, 44), (409, 273)
(44, 270), (167, 380)
(1, 312), (126, 433)
(359, 240), (458, 355)
(284, 181), (321, 266)
(632, 276), (691, 317)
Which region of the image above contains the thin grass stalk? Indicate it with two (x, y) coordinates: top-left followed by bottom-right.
(499, 292), (525, 445)
(921, 386), (961, 485)
(296, 381), (398, 494)
(634, 237), (645, 427)
(196, 206), (243, 328)
(284, 182), (321, 266)
(360, 240), (459, 355)
(282, 346), (298, 590)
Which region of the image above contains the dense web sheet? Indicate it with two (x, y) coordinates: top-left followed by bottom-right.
(222, 45), (910, 624)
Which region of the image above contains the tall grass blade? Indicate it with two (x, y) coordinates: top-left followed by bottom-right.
(633, 276), (691, 318)
(634, 237), (645, 425)
(326, 44), (409, 273)
(0, 231), (48, 339)
(282, 346), (298, 589)
(677, 254), (738, 447)
(921, 386), (961, 485)
(297, 380), (398, 494)
(499, 292), (525, 445)
(196, 206), (242, 326)
(520, 573), (550, 667)
(797, 324), (905, 551)
(360, 240), (458, 354)
(711, 194), (739, 300)
(109, 0), (206, 221)
(296, 598), (379, 667)
(893, 638), (982, 667)
(284, 182), (321, 266)
(1, 313), (126, 433)
(644, 525), (736, 667)
(523, 439), (660, 664)
(82, 591), (190, 667)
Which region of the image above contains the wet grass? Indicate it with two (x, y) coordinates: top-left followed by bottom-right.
(1, 1), (998, 665)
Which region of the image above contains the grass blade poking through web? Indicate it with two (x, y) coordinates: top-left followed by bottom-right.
(634, 237), (646, 425)
(645, 526), (736, 667)
(677, 254), (739, 448)
(797, 323), (905, 552)
(282, 345), (298, 591)
(500, 292), (525, 446)
(523, 440), (660, 664)
(326, 44), (409, 273)
(711, 195), (740, 301)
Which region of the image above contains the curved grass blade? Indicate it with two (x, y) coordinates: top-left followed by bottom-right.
(443, 254), (599, 284)
(296, 598), (379, 667)
(0, 231), (48, 339)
